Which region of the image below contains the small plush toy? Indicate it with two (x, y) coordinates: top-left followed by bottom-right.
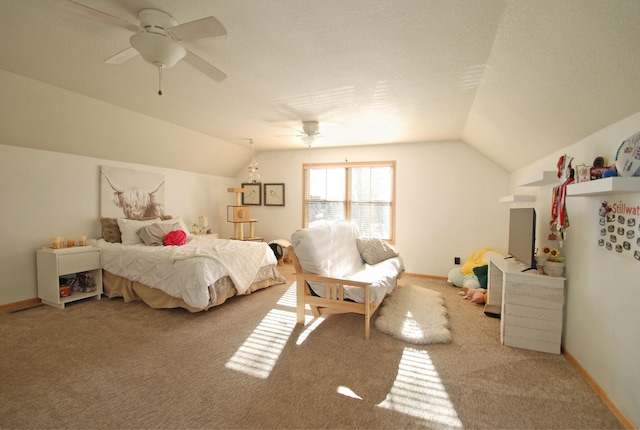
(462, 275), (480, 290)
(468, 289), (486, 304)
(447, 268), (465, 287)
(458, 286), (486, 304)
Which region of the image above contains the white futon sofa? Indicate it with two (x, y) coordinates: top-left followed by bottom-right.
(290, 221), (404, 339)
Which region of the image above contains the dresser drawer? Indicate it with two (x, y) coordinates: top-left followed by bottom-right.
(506, 283), (564, 309)
(57, 251), (100, 275)
(504, 313), (563, 333)
(503, 334), (560, 354)
(505, 303), (563, 322)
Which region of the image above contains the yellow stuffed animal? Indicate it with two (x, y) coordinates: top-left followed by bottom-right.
(461, 248), (491, 277)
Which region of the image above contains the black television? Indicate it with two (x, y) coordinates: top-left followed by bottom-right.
(507, 208), (536, 271)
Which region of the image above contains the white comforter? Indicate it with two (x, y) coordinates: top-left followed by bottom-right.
(95, 236), (276, 309)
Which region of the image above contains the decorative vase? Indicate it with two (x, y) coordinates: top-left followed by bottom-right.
(543, 260), (565, 276)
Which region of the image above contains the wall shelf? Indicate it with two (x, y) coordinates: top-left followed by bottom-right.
(517, 171), (558, 187)
(567, 177), (640, 196)
(499, 195), (536, 203)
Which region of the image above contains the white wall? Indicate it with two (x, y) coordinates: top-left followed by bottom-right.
(0, 144), (235, 306)
(234, 141), (511, 276)
(510, 112), (640, 427)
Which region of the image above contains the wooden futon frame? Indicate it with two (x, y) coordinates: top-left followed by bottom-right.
(289, 248), (384, 340)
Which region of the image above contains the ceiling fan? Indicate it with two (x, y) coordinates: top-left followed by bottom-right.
(283, 121), (323, 147)
(57, 0), (228, 95)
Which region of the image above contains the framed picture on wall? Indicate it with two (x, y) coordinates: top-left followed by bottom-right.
(264, 183), (285, 206)
(241, 183), (262, 205)
(100, 166), (165, 219)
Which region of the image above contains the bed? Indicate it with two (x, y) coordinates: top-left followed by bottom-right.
(95, 217), (286, 312)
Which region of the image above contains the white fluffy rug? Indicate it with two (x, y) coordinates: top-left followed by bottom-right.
(375, 285), (451, 344)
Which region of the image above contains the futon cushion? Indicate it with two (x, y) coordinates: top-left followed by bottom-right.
(291, 221), (364, 278)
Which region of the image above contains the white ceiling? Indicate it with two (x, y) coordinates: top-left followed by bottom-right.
(1, 0), (639, 174)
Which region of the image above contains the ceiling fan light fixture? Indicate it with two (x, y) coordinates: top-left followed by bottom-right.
(130, 32), (186, 68)
(300, 121), (321, 147)
(302, 135), (317, 147)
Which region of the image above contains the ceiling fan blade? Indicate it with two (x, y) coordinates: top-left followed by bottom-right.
(57, 0), (139, 32)
(184, 50), (226, 82)
(104, 46), (139, 64)
(168, 16), (227, 41)
(276, 133), (304, 137)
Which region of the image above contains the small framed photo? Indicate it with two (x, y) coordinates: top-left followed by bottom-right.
(241, 183), (262, 205)
(576, 165), (591, 183)
(264, 183), (285, 206)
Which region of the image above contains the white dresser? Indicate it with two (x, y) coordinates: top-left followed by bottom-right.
(486, 256), (566, 354)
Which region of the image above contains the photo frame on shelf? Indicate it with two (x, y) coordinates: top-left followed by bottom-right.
(264, 183), (285, 206)
(241, 183), (262, 206)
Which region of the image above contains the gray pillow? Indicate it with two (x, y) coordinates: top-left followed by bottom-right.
(138, 222), (182, 246)
(356, 237), (398, 265)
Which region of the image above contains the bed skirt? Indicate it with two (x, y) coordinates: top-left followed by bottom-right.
(102, 265), (286, 312)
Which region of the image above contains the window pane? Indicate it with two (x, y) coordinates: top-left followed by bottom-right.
(352, 166), (391, 202)
(308, 201), (345, 227)
(309, 169), (327, 199)
(309, 168), (345, 200)
(351, 203), (390, 238)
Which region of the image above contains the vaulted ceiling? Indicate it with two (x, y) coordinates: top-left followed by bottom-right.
(1, 0), (639, 174)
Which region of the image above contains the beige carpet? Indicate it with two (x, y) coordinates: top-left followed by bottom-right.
(0, 264), (624, 429)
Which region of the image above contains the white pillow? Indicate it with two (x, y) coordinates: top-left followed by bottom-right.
(158, 216), (192, 238)
(117, 218), (160, 245)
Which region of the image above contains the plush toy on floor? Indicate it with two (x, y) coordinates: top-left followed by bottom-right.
(447, 248), (492, 289)
(448, 248), (503, 306)
(458, 287), (487, 304)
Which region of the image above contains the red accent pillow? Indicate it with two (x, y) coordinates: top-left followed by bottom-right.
(164, 230), (187, 246)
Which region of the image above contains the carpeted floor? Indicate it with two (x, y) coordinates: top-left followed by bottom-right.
(0, 264), (624, 429)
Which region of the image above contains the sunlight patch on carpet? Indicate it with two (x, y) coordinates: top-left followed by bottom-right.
(296, 316), (325, 345)
(377, 347), (462, 428)
(225, 308), (295, 379)
(375, 285), (451, 344)
(225, 284), (315, 378)
(337, 385), (363, 400)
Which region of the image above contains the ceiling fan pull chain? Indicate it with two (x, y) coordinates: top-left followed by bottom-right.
(157, 64), (163, 95)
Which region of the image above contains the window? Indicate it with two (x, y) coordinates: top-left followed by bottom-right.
(303, 161), (395, 241)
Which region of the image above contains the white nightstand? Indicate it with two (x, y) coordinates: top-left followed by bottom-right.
(36, 247), (103, 309)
